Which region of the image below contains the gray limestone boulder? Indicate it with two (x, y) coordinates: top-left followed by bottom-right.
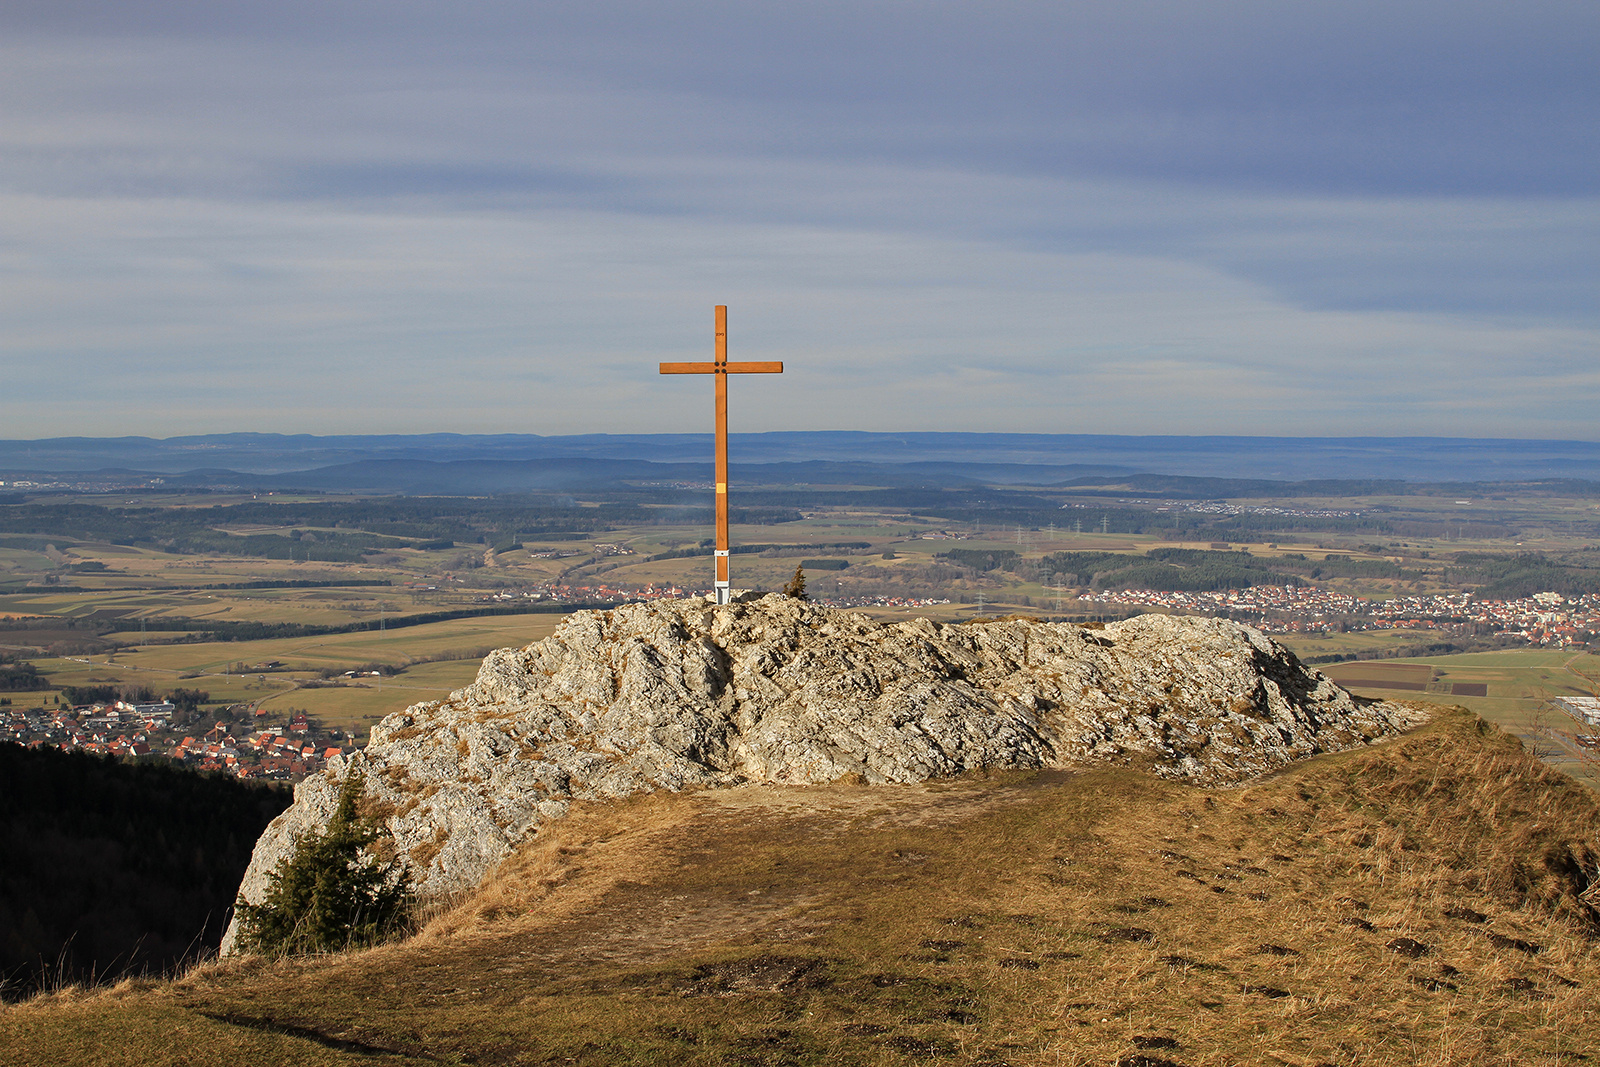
(220, 595), (1421, 954)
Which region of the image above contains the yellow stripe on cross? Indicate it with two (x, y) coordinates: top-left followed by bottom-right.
(659, 306), (783, 604)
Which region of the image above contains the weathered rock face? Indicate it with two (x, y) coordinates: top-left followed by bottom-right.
(221, 595), (1421, 953)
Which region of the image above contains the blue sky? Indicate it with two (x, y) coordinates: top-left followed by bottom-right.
(2, 1), (1596, 439)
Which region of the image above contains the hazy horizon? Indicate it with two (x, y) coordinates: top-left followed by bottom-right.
(6, 430), (1600, 484)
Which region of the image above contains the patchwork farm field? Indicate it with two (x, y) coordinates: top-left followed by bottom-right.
(5, 487), (1600, 765)
(1313, 649), (1600, 786)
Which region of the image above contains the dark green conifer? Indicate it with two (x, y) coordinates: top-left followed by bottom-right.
(234, 773), (411, 955)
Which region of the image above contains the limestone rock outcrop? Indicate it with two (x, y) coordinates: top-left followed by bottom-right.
(221, 595), (1421, 953)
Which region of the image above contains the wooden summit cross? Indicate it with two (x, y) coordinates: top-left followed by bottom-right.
(660, 306), (782, 605)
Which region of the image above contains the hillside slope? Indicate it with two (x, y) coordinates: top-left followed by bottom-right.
(0, 747), (290, 1001)
(4, 707), (1598, 1066)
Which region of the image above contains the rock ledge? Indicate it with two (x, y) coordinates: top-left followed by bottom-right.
(221, 596), (1420, 953)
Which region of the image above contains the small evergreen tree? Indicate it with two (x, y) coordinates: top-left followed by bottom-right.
(781, 565), (808, 601)
(234, 773), (412, 955)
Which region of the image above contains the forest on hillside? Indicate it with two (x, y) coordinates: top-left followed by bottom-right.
(0, 745), (290, 999)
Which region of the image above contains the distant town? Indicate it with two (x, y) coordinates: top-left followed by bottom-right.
(1080, 586), (1600, 647)
(3, 698), (354, 781)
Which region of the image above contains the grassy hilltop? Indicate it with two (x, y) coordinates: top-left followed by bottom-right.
(4, 706), (1597, 1066)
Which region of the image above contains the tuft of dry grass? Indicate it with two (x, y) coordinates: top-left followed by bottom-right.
(5, 706), (1599, 1066)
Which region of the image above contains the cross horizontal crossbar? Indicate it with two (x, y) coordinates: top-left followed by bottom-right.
(659, 361), (783, 374)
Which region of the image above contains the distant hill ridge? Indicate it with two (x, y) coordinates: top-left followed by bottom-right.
(222, 594), (1421, 953)
(6, 430), (1600, 483)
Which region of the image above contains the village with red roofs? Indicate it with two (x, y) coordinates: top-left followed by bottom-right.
(3, 699), (354, 781)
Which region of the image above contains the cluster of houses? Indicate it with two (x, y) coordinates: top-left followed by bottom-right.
(1078, 586), (1599, 647)
(4, 699), (178, 759)
(3, 701), (351, 781)
(819, 594), (953, 609)
(474, 581), (696, 605)
(1083, 499), (1363, 520)
(1363, 591), (1599, 646)
(171, 715), (348, 777)
(472, 584), (950, 610)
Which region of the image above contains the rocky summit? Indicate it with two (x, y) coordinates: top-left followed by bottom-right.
(222, 595), (1421, 953)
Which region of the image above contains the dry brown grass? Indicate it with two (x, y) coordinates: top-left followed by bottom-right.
(417, 791), (704, 940)
(5, 705), (1598, 1066)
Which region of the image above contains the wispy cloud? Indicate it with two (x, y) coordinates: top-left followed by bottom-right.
(0, 2), (1595, 439)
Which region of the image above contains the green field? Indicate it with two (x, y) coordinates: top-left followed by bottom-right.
(1306, 648), (1600, 786)
(1276, 628), (1472, 659)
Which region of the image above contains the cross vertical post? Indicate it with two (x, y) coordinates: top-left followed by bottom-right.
(714, 305), (729, 597)
(659, 306), (783, 604)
